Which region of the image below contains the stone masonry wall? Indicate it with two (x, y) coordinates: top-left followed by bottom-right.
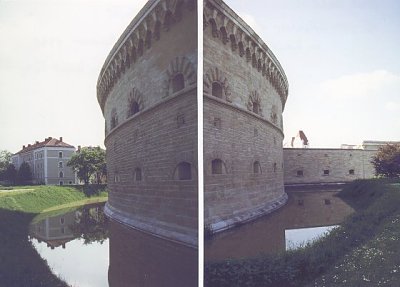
(283, 148), (377, 185)
(204, 0), (289, 232)
(99, 0), (198, 247)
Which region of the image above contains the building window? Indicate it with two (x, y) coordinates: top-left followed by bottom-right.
(323, 170), (330, 176)
(213, 117), (221, 129)
(69, 181), (72, 184)
(59, 151), (63, 158)
(59, 171), (64, 178)
(177, 114), (185, 128)
(134, 168), (142, 181)
(297, 170), (304, 177)
(60, 217), (65, 225)
(212, 159), (223, 175)
(177, 162), (191, 180)
(273, 162), (277, 173)
(59, 161), (63, 168)
(111, 114), (118, 129)
(253, 161), (261, 174)
(211, 82), (223, 98)
(59, 181), (64, 186)
(129, 101), (140, 117)
(252, 102), (260, 114)
(349, 169), (355, 175)
(172, 73), (184, 93)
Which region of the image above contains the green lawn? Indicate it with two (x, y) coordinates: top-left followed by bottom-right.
(0, 185), (108, 287)
(205, 179), (400, 287)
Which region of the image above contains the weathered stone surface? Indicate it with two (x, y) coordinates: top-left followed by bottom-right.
(97, 0), (198, 247)
(283, 148), (376, 185)
(204, 0), (288, 233)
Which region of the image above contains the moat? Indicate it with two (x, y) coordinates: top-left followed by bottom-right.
(28, 203), (198, 287)
(205, 189), (355, 261)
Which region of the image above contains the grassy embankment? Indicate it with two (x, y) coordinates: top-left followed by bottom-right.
(205, 179), (400, 287)
(0, 185), (108, 287)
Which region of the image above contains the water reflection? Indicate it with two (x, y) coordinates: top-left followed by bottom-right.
(205, 190), (354, 261)
(29, 203), (109, 287)
(108, 221), (198, 287)
(29, 203), (198, 287)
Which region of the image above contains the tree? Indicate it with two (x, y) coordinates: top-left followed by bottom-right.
(0, 150), (12, 180)
(17, 162), (32, 185)
(4, 164), (17, 185)
(371, 144), (400, 178)
(67, 146), (106, 185)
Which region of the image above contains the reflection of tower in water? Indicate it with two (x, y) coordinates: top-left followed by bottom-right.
(205, 190), (355, 261)
(108, 220), (198, 287)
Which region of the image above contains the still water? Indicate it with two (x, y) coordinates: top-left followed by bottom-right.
(205, 190), (355, 261)
(28, 203), (198, 287)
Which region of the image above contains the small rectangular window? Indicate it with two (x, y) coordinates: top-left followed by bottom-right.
(297, 170), (303, 177)
(323, 170), (330, 176)
(349, 169), (355, 175)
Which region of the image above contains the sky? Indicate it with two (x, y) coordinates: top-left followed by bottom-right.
(226, 0), (400, 147)
(0, 0), (399, 153)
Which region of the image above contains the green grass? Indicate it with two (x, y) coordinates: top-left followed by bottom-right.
(205, 179), (400, 287)
(0, 185), (108, 287)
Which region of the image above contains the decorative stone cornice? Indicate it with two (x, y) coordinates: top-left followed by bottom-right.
(204, 0), (289, 110)
(96, 0), (196, 113)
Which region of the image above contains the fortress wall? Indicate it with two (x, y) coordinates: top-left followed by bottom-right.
(283, 148), (376, 185)
(98, 0), (198, 247)
(203, 0), (288, 232)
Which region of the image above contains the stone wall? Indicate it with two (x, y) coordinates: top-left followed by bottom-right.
(283, 148), (376, 185)
(98, 0), (198, 247)
(204, 0), (289, 233)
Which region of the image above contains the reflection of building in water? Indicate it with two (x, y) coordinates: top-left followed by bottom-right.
(29, 211), (77, 249)
(205, 191), (354, 261)
(96, 0), (198, 247)
(108, 220), (197, 287)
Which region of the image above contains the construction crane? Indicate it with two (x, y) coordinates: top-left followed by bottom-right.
(290, 130), (309, 148)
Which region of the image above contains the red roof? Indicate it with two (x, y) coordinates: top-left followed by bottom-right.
(15, 137), (75, 154)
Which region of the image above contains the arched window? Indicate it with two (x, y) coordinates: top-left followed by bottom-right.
(253, 102), (260, 114)
(129, 101), (140, 117)
(58, 161), (63, 168)
(212, 159), (223, 175)
(253, 161), (261, 174)
(59, 171), (64, 178)
(177, 162), (191, 180)
(134, 168), (142, 181)
(58, 151), (63, 158)
(111, 112), (118, 129)
(172, 73), (184, 93)
(212, 82), (223, 98)
(273, 162), (277, 173)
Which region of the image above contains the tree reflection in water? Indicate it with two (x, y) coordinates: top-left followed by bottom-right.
(69, 204), (109, 244)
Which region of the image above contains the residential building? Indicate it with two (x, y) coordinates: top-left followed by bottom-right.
(11, 137), (77, 185)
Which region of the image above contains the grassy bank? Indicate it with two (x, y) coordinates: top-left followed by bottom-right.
(0, 185), (108, 287)
(205, 179), (400, 287)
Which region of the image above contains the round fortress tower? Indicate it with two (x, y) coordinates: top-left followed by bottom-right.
(204, 0), (289, 232)
(97, 0), (197, 247)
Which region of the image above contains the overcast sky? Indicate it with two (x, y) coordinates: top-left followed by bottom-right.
(0, 0), (399, 153)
